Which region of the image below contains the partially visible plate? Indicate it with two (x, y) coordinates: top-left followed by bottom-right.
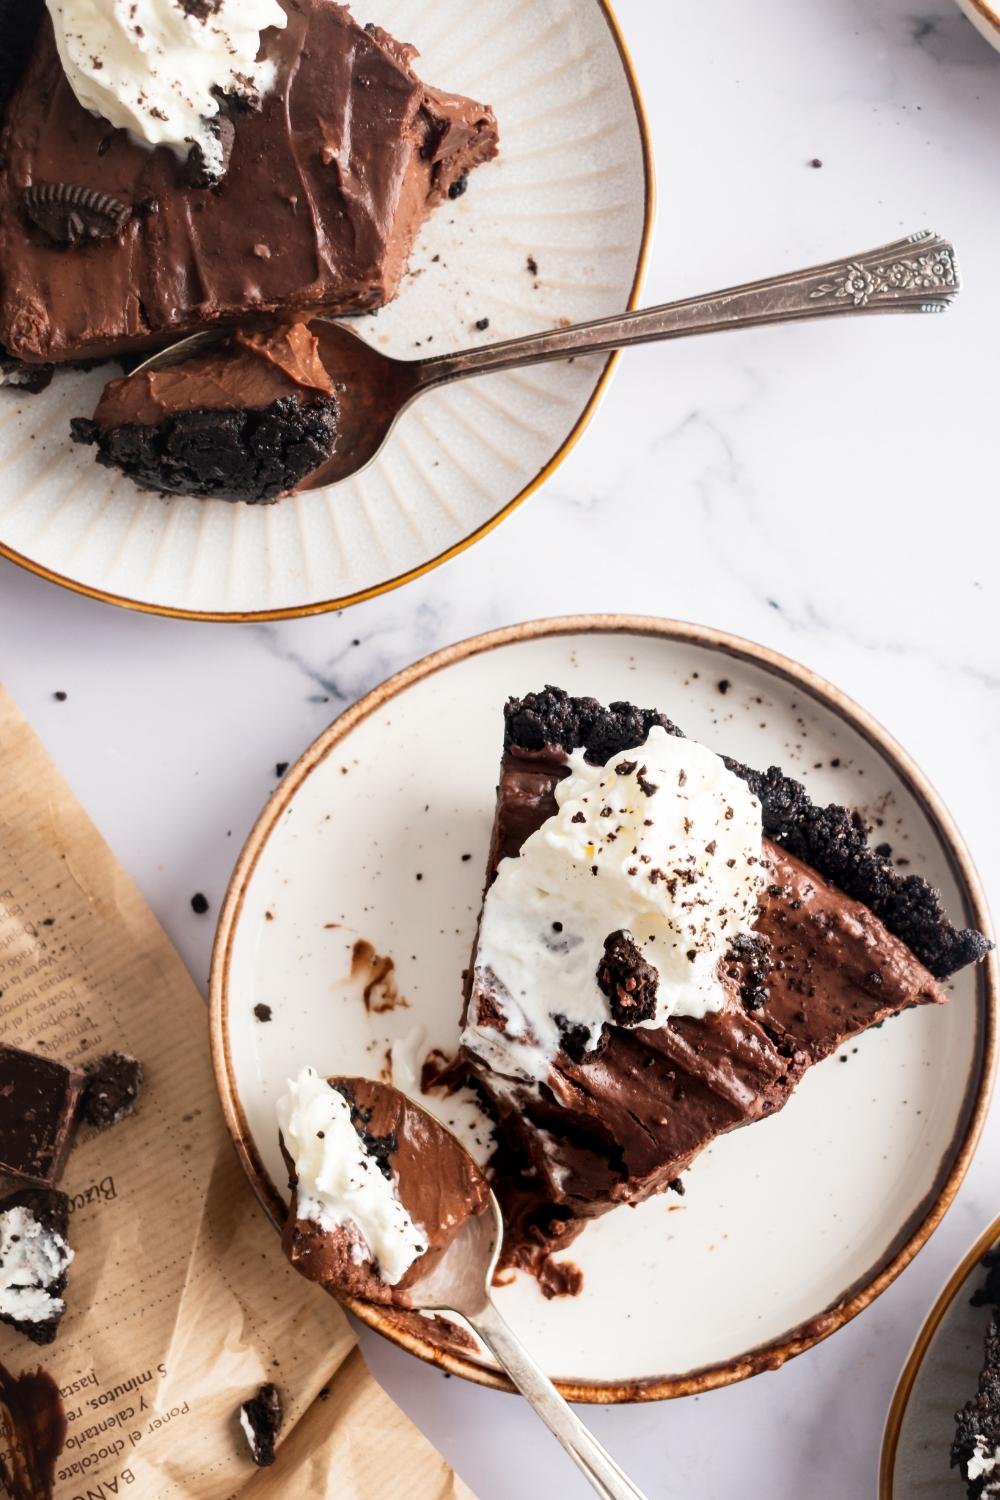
(881, 1217), (1000, 1497)
(0, 0), (651, 620)
(210, 617), (996, 1401)
(955, 0), (1000, 51)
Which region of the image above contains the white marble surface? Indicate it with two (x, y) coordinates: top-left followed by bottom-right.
(1, 0), (998, 1494)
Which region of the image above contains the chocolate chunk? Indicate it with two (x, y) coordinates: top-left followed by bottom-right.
(180, 0), (222, 17)
(597, 930), (658, 1026)
(80, 1052), (143, 1130)
(71, 394), (340, 504)
(0, 1044), (83, 1186)
(239, 1383), (283, 1467)
(22, 183), (132, 247)
(0, 1187), (73, 1345)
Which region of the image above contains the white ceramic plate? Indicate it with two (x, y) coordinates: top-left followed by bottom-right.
(0, 1), (651, 621)
(211, 618), (996, 1401)
(881, 1217), (1000, 1497)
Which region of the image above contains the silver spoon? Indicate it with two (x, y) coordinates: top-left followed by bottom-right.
(285, 1077), (648, 1500)
(136, 229), (957, 492)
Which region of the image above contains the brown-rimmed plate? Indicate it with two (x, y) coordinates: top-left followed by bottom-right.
(880, 1215), (1000, 1497)
(210, 616), (996, 1401)
(0, 0), (652, 621)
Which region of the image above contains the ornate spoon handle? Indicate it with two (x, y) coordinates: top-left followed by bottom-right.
(415, 230), (958, 387)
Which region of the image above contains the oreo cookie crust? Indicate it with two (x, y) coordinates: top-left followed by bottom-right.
(503, 687), (991, 980)
(70, 395), (339, 504)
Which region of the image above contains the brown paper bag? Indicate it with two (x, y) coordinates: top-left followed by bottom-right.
(0, 686), (475, 1500)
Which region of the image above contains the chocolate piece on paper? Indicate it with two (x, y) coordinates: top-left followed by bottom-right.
(239, 1383), (283, 1467)
(0, 1044), (83, 1186)
(80, 1052), (144, 1130)
(0, 1187), (73, 1345)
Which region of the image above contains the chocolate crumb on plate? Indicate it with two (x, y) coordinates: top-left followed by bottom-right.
(191, 893), (210, 915)
(0, 1188), (73, 1345)
(253, 1004), (272, 1024)
(80, 1052), (143, 1130)
(239, 1382), (283, 1467)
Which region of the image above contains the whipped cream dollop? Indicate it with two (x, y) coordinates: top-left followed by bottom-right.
(277, 1067), (427, 1287)
(0, 1205), (74, 1325)
(967, 1439), (1000, 1486)
(464, 726), (764, 1082)
(46, 0), (287, 175)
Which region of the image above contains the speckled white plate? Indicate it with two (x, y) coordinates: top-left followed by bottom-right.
(210, 618), (996, 1401)
(0, 1), (652, 620)
(881, 1216), (1000, 1497)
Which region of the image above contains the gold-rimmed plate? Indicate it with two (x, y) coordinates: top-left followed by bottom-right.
(0, 0), (652, 621)
(209, 616), (996, 1402)
(881, 1215), (1000, 1497)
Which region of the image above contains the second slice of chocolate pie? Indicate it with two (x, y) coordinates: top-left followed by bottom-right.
(459, 688), (991, 1292)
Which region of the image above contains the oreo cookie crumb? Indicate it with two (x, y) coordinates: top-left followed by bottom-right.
(475, 317), (490, 331)
(275, 762), (289, 777)
(81, 1052), (143, 1129)
(253, 1004), (272, 1023)
(331, 1083), (397, 1180)
(191, 893), (210, 915)
(448, 175), (468, 200)
(239, 1383), (283, 1467)
(186, 114), (236, 187)
(597, 930), (658, 1026)
(726, 932), (773, 1013)
(717, 679), (731, 695)
(53, 691), (67, 702)
(526, 255), (539, 277)
(71, 395), (339, 504)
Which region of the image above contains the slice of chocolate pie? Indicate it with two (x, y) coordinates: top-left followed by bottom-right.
(0, 0), (498, 371)
(460, 688), (991, 1291)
